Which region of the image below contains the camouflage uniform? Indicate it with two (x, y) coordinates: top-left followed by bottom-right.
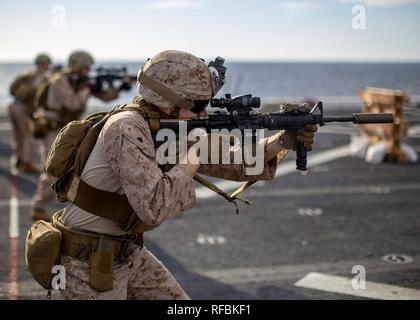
(8, 70), (47, 165)
(31, 66), (120, 213)
(60, 245), (189, 300)
(58, 109), (278, 300)
(31, 73), (91, 212)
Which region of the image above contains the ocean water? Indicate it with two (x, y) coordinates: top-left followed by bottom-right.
(1, 62), (419, 111)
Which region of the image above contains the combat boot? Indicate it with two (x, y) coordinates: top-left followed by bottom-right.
(31, 208), (50, 221)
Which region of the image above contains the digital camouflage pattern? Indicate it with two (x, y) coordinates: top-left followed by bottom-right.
(31, 131), (59, 211)
(60, 245), (189, 300)
(9, 70), (48, 164)
(59, 108), (279, 299)
(61, 109), (197, 234)
(67, 50), (94, 73)
(46, 73), (91, 117)
(137, 50), (214, 110)
(8, 100), (39, 164)
(34, 53), (52, 66)
(31, 72), (91, 212)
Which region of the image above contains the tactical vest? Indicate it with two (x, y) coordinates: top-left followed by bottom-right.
(33, 72), (86, 132)
(10, 71), (45, 110)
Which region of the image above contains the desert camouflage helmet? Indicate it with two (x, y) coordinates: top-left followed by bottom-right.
(137, 50), (225, 110)
(67, 50), (95, 72)
(34, 53), (52, 65)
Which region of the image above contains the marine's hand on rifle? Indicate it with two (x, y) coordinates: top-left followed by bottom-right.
(280, 124), (318, 152)
(275, 103), (319, 152)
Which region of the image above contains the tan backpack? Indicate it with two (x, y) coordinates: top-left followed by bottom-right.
(10, 72), (38, 107)
(46, 104), (152, 230)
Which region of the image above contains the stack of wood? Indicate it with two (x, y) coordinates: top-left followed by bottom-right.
(359, 87), (412, 163)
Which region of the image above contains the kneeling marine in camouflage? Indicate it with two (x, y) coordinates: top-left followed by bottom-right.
(42, 50), (317, 299)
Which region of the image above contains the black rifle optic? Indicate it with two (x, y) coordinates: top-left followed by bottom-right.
(82, 67), (137, 94)
(156, 93), (394, 172)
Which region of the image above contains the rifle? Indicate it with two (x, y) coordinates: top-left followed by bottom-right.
(84, 67), (137, 94)
(52, 64), (63, 73)
(155, 93), (394, 172)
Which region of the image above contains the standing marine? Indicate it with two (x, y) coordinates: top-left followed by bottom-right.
(40, 50), (318, 299)
(30, 50), (121, 221)
(8, 53), (52, 173)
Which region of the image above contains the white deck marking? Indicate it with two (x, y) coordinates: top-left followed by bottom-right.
(0, 122), (12, 131)
(318, 126), (358, 135)
(9, 197), (19, 238)
(196, 234), (227, 245)
(193, 255), (420, 285)
(408, 124), (420, 137)
(295, 272), (420, 300)
(298, 208), (323, 216)
(249, 183), (420, 198)
(0, 199), (31, 207)
(9, 164), (19, 238)
(8, 158), (19, 300)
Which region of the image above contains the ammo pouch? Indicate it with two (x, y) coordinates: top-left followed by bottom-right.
(30, 112), (52, 139)
(25, 220), (63, 290)
(52, 211), (143, 292)
(89, 237), (116, 292)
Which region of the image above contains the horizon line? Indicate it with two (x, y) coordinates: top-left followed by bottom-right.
(1, 58), (420, 64)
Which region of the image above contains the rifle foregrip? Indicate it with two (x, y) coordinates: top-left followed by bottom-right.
(353, 113), (394, 124)
(296, 141), (307, 171)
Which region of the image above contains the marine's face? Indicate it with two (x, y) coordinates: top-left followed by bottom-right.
(78, 66), (91, 76)
(177, 108), (208, 120)
(37, 62), (50, 72)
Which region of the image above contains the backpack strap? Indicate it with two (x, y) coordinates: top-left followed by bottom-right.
(54, 104), (144, 227)
(65, 175), (134, 226)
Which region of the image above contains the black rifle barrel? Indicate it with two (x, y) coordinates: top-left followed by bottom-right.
(158, 112), (394, 132)
(323, 113), (394, 124)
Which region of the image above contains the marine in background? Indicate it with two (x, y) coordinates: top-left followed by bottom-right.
(30, 50), (124, 221)
(8, 53), (52, 173)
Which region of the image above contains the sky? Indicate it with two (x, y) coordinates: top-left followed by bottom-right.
(0, 0), (419, 62)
